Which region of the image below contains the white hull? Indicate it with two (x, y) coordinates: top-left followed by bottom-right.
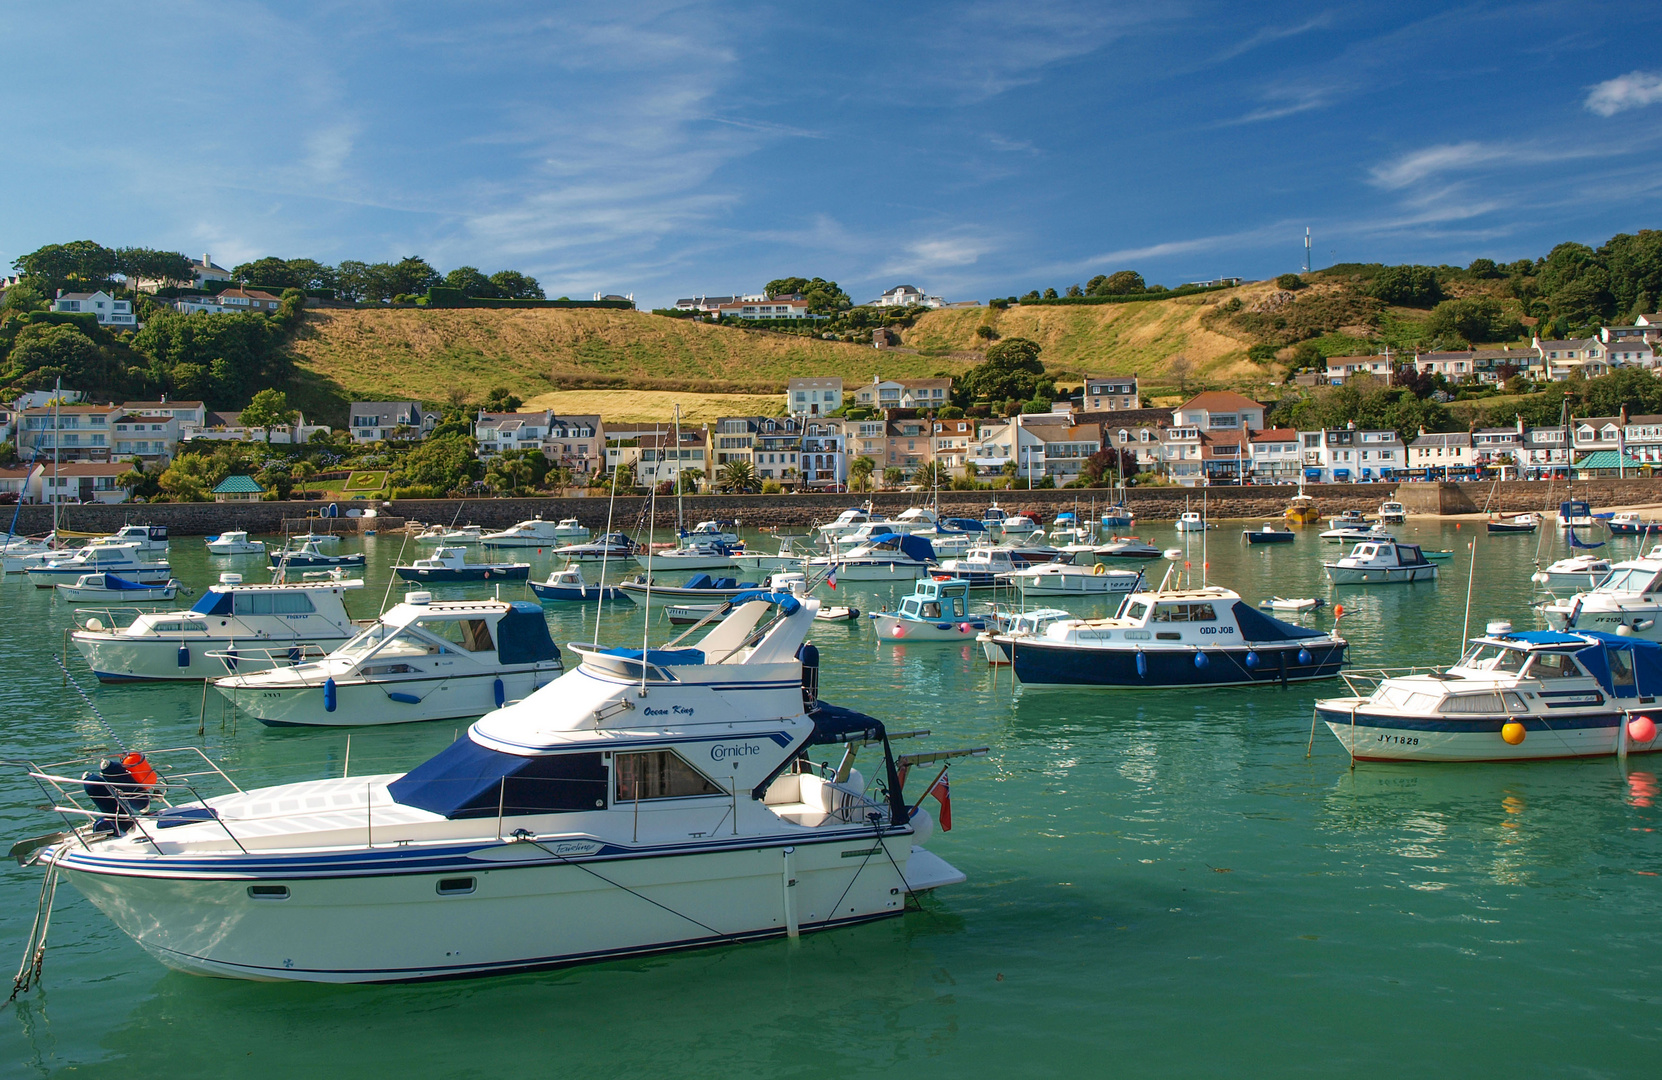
(871, 615), (980, 641)
(806, 560), (927, 582)
(74, 632), (354, 681)
(1324, 564), (1437, 585)
(1533, 571), (1609, 590)
(643, 555), (739, 571)
(56, 828), (942, 983)
(206, 543), (266, 556)
(217, 669), (558, 726)
(481, 537), (561, 548)
(1322, 716), (1662, 762)
(56, 583), (179, 602)
(732, 554), (809, 573)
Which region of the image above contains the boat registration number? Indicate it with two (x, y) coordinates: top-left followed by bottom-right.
(1198, 626), (1234, 635)
(1377, 735), (1420, 746)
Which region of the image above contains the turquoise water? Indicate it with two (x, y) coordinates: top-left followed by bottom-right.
(3, 522), (1661, 1078)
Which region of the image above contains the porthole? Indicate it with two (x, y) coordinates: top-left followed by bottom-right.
(436, 877), (476, 896)
(247, 885), (290, 900)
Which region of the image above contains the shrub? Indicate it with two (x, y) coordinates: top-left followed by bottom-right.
(392, 484), (444, 499)
(1275, 273), (1305, 290)
(761, 480), (783, 494)
(1366, 265), (1442, 307)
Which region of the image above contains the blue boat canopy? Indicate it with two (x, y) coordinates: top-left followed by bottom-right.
(1230, 602), (1328, 642)
(191, 589), (234, 615)
(495, 601), (561, 665)
(1493, 629), (1662, 699)
(389, 736), (609, 819)
(865, 532), (936, 562)
(728, 589), (802, 615)
(102, 574), (162, 591)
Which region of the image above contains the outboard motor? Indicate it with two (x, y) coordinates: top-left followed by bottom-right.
(797, 642), (820, 712)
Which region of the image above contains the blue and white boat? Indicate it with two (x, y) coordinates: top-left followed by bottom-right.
(1315, 628), (1662, 761)
(870, 578), (987, 642)
(995, 578), (1347, 689)
(393, 547), (530, 583)
(55, 573), (185, 603)
(529, 564), (625, 602)
(17, 590), (975, 982)
(808, 533), (936, 582)
(271, 540), (366, 570)
(25, 543), (173, 587)
(1100, 504), (1134, 529)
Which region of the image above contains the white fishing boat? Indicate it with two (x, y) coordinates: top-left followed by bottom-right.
(1531, 554), (1613, 591)
(1258, 597), (1325, 613)
(1556, 499), (1597, 530)
(393, 547), (531, 582)
(1315, 628), (1662, 761)
(481, 518), (566, 548)
(418, 524), (485, 545)
(731, 535), (814, 574)
(17, 590), (978, 982)
(1538, 548), (1662, 639)
(978, 607), (1072, 664)
(55, 573), (185, 603)
(25, 543), (173, 588)
(211, 594), (564, 727)
(269, 539), (366, 570)
(552, 518), (590, 541)
(1174, 511), (1210, 533)
(933, 545), (1023, 588)
(1007, 562), (1142, 597)
(83, 524), (170, 558)
(1328, 510), (1373, 530)
(997, 512), (1042, 539)
(205, 530), (266, 556)
(69, 576), (364, 681)
(808, 533), (936, 582)
(1323, 540), (1438, 585)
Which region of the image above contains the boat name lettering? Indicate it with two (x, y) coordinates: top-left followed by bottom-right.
(643, 706), (696, 717)
(1198, 626), (1234, 635)
(710, 742), (760, 761)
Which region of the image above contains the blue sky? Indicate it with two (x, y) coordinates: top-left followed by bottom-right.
(3, 1), (1661, 308)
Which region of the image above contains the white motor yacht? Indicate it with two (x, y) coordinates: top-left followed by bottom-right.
(998, 512), (1042, 539)
(481, 518), (565, 548)
(1323, 540), (1438, 585)
(212, 594), (565, 727)
(933, 545), (1024, 588)
(83, 524), (170, 558)
(1315, 628), (1662, 761)
(25, 543), (173, 588)
(817, 506), (886, 541)
(808, 533), (936, 581)
(1532, 554), (1613, 591)
(550, 532), (642, 564)
(205, 530), (267, 556)
(1377, 501), (1407, 524)
(418, 524), (486, 545)
(1538, 548), (1662, 639)
(647, 539), (741, 572)
(70, 577), (364, 681)
(1007, 562), (1142, 597)
(684, 520), (738, 545)
(19, 590), (977, 982)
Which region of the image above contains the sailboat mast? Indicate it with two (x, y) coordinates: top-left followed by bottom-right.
(674, 403), (683, 536)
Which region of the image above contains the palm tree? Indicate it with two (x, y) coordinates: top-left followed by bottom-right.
(848, 456), (875, 493)
(911, 461), (947, 490)
(720, 459), (758, 493)
(546, 465), (573, 496)
(291, 460), (317, 500)
(882, 466), (904, 489)
(677, 467), (705, 495)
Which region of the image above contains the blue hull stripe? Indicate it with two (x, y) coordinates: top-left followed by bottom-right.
(1315, 708), (1624, 733)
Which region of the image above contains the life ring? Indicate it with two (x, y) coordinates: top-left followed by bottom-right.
(1092, 563), (1105, 575)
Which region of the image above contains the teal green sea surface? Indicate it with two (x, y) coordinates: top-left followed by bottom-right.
(2, 520), (1660, 1078)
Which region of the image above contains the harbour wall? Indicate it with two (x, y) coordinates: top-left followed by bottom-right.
(11, 477), (1661, 536)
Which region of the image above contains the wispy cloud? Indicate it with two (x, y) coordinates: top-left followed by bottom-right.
(1585, 70), (1662, 116)
(878, 233), (1000, 278)
(1209, 13), (1334, 65)
(1368, 140), (1606, 189)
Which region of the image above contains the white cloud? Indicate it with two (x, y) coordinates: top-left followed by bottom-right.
(1585, 71), (1662, 117)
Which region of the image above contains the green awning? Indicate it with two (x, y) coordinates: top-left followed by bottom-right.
(1573, 451), (1643, 470)
(212, 474), (265, 494)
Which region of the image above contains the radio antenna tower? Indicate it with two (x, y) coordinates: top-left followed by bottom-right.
(1303, 227), (1312, 274)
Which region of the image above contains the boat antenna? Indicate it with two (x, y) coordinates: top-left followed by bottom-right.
(1201, 487), (1209, 587)
(594, 450), (624, 642)
(1461, 478), (1501, 643)
(50, 378), (61, 541)
(673, 403), (684, 538)
(379, 526), (412, 615)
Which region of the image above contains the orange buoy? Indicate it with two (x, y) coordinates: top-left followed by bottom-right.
(1502, 722), (1527, 745)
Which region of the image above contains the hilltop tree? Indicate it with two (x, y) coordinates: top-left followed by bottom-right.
(1366, 264), (1442, 307)
(240, 388), (297, 443)
(488, 271), (544, 300)
(763, 276), (851, 314)
(962, 337), (1044, 404)
(11, 241), (118, 292)
(1089, 271), (1145, 296)
(444, 266), (501, 298)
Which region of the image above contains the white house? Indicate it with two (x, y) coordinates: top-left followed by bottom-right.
(852, 378), (952, 410)
(0, 463), (44, 503)
(172, 288), (283, 315)
(50, 291), (136, 328)
(1324, 355), (1394, 385)
(802, 418), (846, 489)
(714, 296), (814, 320)
(787, 377), (843, 417)
(1301, 427), (1403, 482)
(180, 411), (330, 446)
(869, 285), (946, 309)
(111, 414), (179, 462)
(1407, 430), (1474, 476)
(1083, 376), (1139, 412)
(42, 461), (132, 504)
(1170, 391), (1265, 433)
(119, 399), (208, 427)
(1248, 427), (1301, 482)
(1161, 425), (1205, 486)
(348, 402), (434, 443)
(17, 403), (124, 462)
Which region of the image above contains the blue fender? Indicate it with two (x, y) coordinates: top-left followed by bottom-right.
(323, 677), (337, 713)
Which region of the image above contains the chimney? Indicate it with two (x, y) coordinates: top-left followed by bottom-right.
(202, 254), (210, 269)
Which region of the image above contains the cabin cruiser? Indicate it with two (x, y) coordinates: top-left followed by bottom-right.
(529, 564), (625, 602)
(1557, 500), (1596, 530)
(70, 577), (364, 681)
(618, 572), (765, 605)
(212, 594), (564, 727)
(1007, 562), (1142, 597)
(418, 524), (486, 545)
(394, 547), (530, 583)
(871, 579), (986, 642)
(685, 520), (739, 545)
(1538, 549), (1662, 639)
(1531, 555), (1613, 591)
(997, 512), (1042, 539)
(550, 532), (641, 564)
(1319, 521), (1392, 543)
(1329, 510), (1373, 530)
(551, 518), (590, 541)
(84, 524), (169, 558)
(817, 506), (885, 540)
(25, 543), (173, 587)
(1175, 511), (1210, 533)
(1094, 536), (1163, 560)
(978, 608), (1072, 664)
(205, 530), (266, 556)
(482, 518), (567, 548)
(289, 531), (342, 548)
(17, 590), (974, 982)
(1314, 628), (1662, 761)
(1608, 512), (1662, 536)
(270, 540), (366, 570)
(648, 539), (741, 572)
(980, 503), (1013, 532)
(732, 535), (814, 574)
(1487, 513), (1539, 534)
(56, 574), (184, 603)
(1243, 522), (1295, 545)
(1324, 540), (1438, 585)
(995, 577), (1347, 689)
(808, 533), (936, 581)
(1377, 501), (1407, 524)
(934, 545), (1023, 587)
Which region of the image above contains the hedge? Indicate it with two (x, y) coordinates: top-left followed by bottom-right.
(1014, 283), (1241, 306)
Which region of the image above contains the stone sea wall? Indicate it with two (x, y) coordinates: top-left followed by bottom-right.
(11, 477), (1661, 536)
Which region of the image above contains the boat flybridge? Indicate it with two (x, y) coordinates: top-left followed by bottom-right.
(809, 533), (937, 581)
(481, 518), (567, 548)
(212, 593), (565, 727)
(1538, 546), (1662, 640)
(70, 577), (365, 681)
(1314, 627), (1662, 761)
(16, 590), (983, 983)
(817, 506), (885, 540)
(83, 524), (170, 557)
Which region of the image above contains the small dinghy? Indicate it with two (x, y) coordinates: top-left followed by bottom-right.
(814, 606), (862, 623)
(1258, 596), (1325, 613)
(1243, 522), (1295, 545)
(1487, 513), (1539, 535)
(56, 573), (186, 603)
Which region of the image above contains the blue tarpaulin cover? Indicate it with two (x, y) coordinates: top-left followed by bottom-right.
(495, 601), (560, 665)
(1230, 602), (1328, 642)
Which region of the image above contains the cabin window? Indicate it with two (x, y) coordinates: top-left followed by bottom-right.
(615, 751), (724, 802)
(435, 877), (476, 896)
(1607, 648), (1636, 687)
(1152, 603), (1216, 623)
(922, 602), (941, 619)
(1526, 653), (1583, 679)
(151, 621), (208, 633)
(234, 592), (316, 616)
(1120, 601), (1148, 621)
(425, 618), (495, 652)
(1442, 692), (1504, 713)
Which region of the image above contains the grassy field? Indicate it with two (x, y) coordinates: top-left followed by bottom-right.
(284, 290), (1276, 422)
(520, 390), (784, 423)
